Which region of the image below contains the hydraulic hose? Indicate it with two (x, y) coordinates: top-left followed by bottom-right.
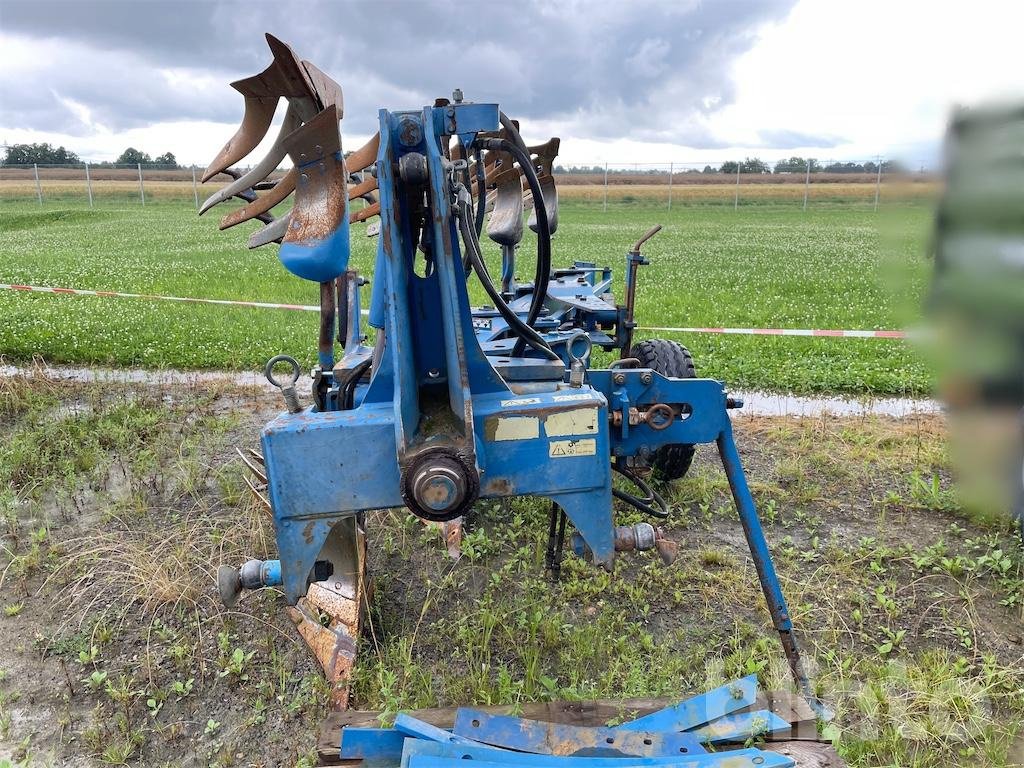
(499, 111), (531, 155)
(473, 146), (486, 237)
(456, 195), (559, 361)
(477, 137), (552, 355)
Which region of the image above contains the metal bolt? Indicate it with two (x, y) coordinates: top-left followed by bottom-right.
(613, 373), (626, 385)
(640, 372), (653, 385)
(427, 368), (441, 379)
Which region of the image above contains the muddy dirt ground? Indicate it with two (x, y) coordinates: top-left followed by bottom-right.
(0, 373), (1021, 767)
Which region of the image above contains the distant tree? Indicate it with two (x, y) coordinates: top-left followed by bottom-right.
(702, 165), (716, 174)
(881, 159), (907, 174)
(773, 157), (822, 174)
(2, 142), (80, 166)
(740, 157), (770, 174)
(823, 161), (865, 173)
(719, 161), (738, 174)
(153, 152), (178, 168)
(116, 147), (152, 166)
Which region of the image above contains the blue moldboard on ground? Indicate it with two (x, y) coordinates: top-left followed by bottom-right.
(619, 675), (758, 732)
(689, 710), (791, 744)
(407, 753), (795, 768)
(400, 740), (795, 768)
(451, 709), (705, 756)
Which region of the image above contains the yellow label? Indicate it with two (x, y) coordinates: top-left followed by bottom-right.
(545, 408), (598, 438)
(492, 416), (540, 441)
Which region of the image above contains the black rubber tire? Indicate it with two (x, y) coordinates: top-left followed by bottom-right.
(630, 339), (697, 481)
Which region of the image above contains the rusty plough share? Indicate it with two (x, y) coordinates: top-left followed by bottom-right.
(204, 34), (837, 764)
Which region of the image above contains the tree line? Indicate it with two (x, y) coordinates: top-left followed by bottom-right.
(1, 142), (179, 168)
(555, 157), (908, 175)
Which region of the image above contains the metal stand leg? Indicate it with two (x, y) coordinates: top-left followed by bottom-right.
(716, 425), (831, 720)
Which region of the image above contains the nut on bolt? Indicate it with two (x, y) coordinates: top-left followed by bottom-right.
(612, 372), (626, 385)
(640, 371), (653, 385)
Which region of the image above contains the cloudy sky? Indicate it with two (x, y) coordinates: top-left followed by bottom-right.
(1, 0), (1020, 169)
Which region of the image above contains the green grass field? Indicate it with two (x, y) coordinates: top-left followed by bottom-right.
(0, 198), (934, 394)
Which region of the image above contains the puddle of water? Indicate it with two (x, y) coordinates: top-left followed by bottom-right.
(0, 365), (942, 418)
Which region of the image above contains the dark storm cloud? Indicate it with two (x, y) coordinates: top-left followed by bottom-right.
(1, 0), (798, 144)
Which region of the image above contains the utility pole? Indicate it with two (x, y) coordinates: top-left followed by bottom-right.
(803, 159), (811, 212)
(85, 162), (94, 208)
(138, 162), (145, 206)
(667, 162), (674, 210)
(33, 163), (44, 205)
(734, 162), (740, 210)
(603, 162), (608, 212)
(873, 155), (882, 212)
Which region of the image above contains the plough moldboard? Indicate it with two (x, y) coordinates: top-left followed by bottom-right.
(199, 34), (837, 765)
(314, 679), (845, 767)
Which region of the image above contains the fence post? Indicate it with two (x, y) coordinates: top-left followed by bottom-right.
(85, 162), (94, 208)
(137, 163), (146, 206)
(603, 162), (608, 212)
(802, 159), (810, 211)
(873, 156), (882, 212)
(734, 162), (740, 210)
(191, 165), (200, 210)
(33, 163), (43, 205)
(667, 161), (674, 210)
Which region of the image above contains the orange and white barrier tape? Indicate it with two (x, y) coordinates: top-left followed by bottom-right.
(0, 282), (319, 312)
(640, 325), (907, 339)
(0, 283), (908, 339)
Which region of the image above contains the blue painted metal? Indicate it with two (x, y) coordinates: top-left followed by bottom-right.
(402, 740), (795, 768)
(259, 559), (282, 587)
(688, 710), (791, 744)
(451, 709), (705, 756)
(339, 727), (407, 762)
(407, 753), (795, 768)
(393, 713), (478, 745)
(223, 90), (825, 715)
(619, 675), (758, 732)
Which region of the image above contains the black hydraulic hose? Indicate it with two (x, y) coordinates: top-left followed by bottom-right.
(477, 137), (552, 354)
(340, 357), (372, 410)
(456, 196), (559, 361)
(499, 111), (531, 155)
(612, 462), (670, 519)
(473, 146), (486, 237)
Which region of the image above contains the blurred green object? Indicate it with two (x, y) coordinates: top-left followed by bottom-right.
(930, 102), (1024, 533)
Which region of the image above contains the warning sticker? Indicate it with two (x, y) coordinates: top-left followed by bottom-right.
(549, 438), (597, 458)
(473, 317), (491, 330)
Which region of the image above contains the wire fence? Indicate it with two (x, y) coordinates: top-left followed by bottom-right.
(0, 160), (938, 211)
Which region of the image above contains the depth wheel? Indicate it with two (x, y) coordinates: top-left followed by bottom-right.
(630, 339), (697, 481)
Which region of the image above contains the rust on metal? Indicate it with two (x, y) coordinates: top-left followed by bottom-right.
(344, 133), (380, 173)
(202, 96), (279, 182)
(282, 104), (348, 246)
(346, 176), (378, 201)
(220, 168), (298, 230)
(350, 201), (380, 223)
